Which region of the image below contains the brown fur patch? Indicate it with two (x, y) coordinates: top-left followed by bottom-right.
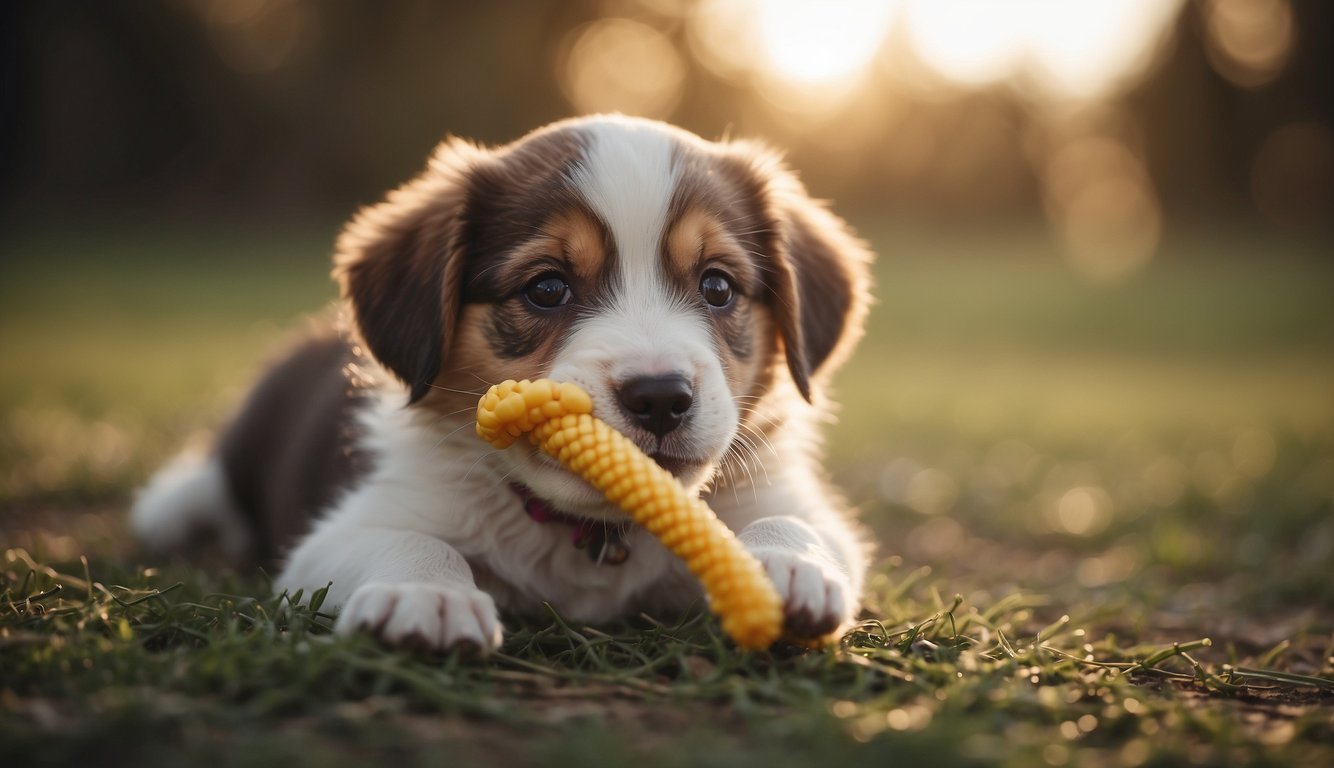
(216, 331), (369, 562)
(699, 143), (873, 403)
(333, 139), (483, 403)
(432, 208), (613, 417)
(763, 186), (873, 402)
(663, 206), (768, 368)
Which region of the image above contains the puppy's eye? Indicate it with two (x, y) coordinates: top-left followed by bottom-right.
(523, 274), (571, 309)
(699, 270), (735, 308)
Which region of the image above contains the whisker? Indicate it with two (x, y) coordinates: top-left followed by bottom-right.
(738, 421), (779, 460)
(425, 383), (487, 397)
(432, 404), (482, 422)
(432, 419), (482, 450)
(732, 443), (761, 503)
(729, 432), (770, 492)
(468, 259), (517, 285)
(461, 449), (502, 483)
(720, 456), (741, 506)
(736, 404), (782, 435)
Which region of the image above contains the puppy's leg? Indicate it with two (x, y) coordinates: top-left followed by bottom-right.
(717, 476), (867, 640)
(278, 519), (503, 653)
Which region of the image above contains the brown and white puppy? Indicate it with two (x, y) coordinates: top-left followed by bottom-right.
(132, 115), (873, 651)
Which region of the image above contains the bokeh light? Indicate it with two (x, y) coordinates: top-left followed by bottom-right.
(684, 0), (754, 82)
(1051, 486), (1113, 537)
(196, 0), (316, 74)
(1041, 133), (1162, 284)
(904, 467), (959, 516)
(900, 1), (1029, 88)
(1203, 0), (1295, 88)
(1076, 545), (1139, 587)
(754, 0), (896, 85)
(560, 18), (685, 118)
(1251, 121), (1334, 230)
(688, 0), (895, 116)
(688, 0), (893, 86)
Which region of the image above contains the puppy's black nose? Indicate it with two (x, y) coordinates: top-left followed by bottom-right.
(616, 375), (693, 437)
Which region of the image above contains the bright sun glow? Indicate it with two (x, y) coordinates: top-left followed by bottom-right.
(899, 2), (1027, 87)
(691, 0), (1185, 103)
(904, 0), (1185, 100)
(754, 0), (896, 85)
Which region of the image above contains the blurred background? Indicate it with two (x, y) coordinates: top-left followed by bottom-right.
(2, 1), (1331, 615)
(4, 0), (1332, 249)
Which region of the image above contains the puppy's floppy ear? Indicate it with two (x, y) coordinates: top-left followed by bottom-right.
(755, 156), (873, 403)
(334, 139), (486, 403)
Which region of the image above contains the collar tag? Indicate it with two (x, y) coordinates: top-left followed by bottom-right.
(514, 484), (631, 566)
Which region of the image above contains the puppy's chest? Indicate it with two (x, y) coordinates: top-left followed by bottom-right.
(460, 501), (701, 623)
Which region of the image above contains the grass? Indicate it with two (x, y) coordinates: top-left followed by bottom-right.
(2, 221), (1332, 766)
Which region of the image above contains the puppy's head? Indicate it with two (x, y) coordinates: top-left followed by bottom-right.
(336, 116), (871, 515)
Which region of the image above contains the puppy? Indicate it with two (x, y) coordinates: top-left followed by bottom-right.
(133, 115), (873, 652)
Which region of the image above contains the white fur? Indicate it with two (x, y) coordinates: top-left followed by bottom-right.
(569, 116), (679, 293)
(336, 581), (502, 651)
(131, 451), (251, 560)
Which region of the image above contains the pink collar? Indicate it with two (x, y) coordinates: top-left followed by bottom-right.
(511, 484), (631, 566)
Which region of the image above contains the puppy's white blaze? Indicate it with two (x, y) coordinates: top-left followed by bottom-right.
(567, 117), (696, 377)
(554, 295), (720, 370)
(570, 117), (679, 302)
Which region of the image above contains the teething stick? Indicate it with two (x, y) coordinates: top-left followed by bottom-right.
(476, 379), (783, 650)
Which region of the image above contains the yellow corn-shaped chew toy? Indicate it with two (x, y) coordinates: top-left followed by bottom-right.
(476, 378), (783, 650)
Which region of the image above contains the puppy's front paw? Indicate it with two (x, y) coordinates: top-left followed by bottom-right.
(748, 548), (854, 639)
(335, 582), (503, 653)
